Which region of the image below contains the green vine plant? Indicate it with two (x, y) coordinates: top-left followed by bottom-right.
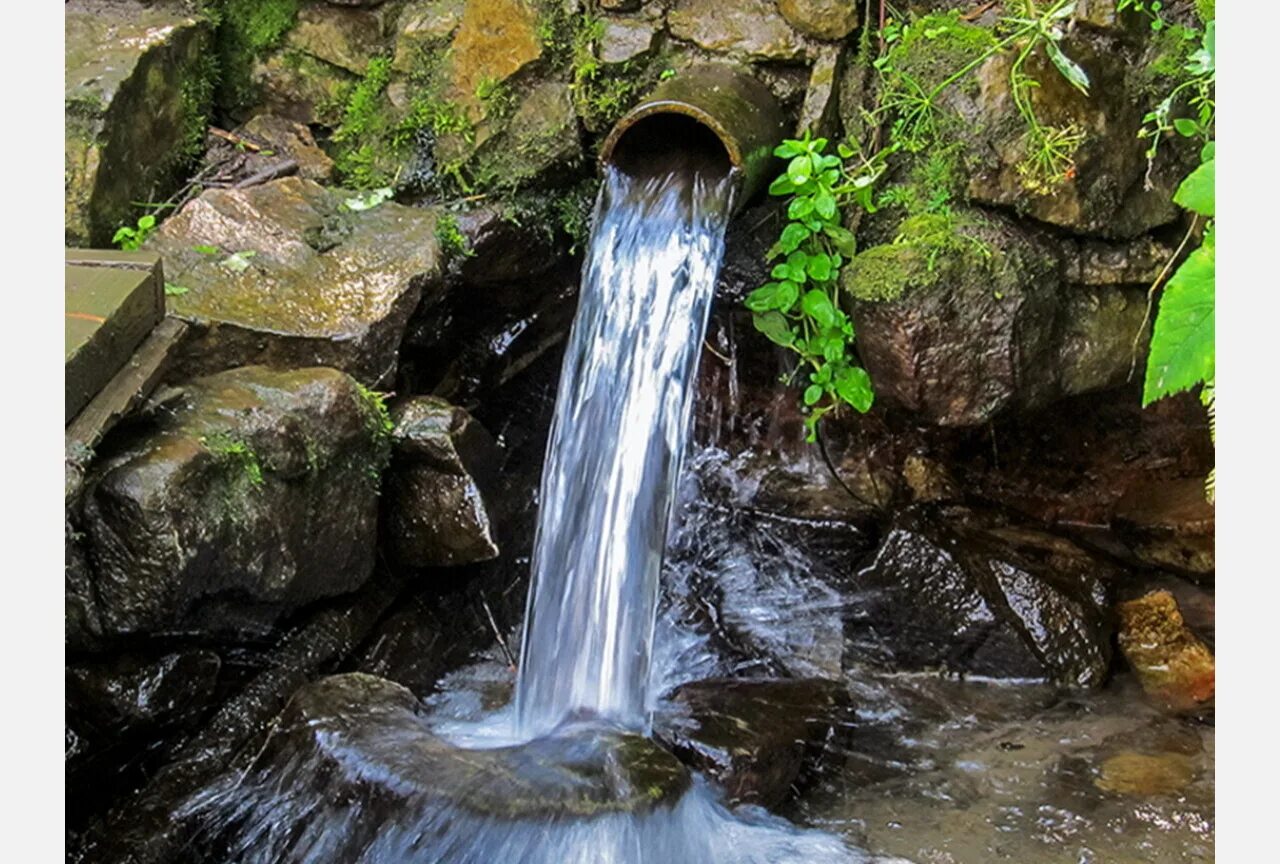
(875, 0), (1091, 193)
(748, 1), (1095, 440)
(1137, 14), (1215, 502)
(746, 132), (875, 442)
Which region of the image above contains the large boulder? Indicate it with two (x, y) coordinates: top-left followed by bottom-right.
(655, 678), (852, 808)
(385, 396), (503, 567)
(149, 177), (443, 387)
(183, 674), (692, 861)
(76, 366), (392, 639)
(777, 0), (860, 41)
(843, 211), (1063, 426)
(65, 0), (214, 246)
(846, 506), (1115, 687)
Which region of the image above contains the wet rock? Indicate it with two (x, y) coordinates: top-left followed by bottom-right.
(1117, 590), (1214, 711)
(386, 396), (502, 567)
(1114, 477), (1215, 576)
(901, 453), (960, 503)
(1056, 286), (1150, 396)
(844, 211), (1062, 426)
(392, 0), (465, 74)
(600, 15), (659, 65)
(149, 177), (442, 387)
(1095, 750), (1196, 796)
(668, 0), (809, 61)
(80, 366), (391, 638)
(452, 204), (564, 284)
(287, 1), (396, 75)
(656, 678), (852, 808)
(778, 0), (860, 41)
(962, 28), (1192, 238)
(450, 79), (583, 192)
(1064, 235), (1175, 286)
(446, 0), (544, 115)
(65, 0), (213, 246)
(187, 674), (690, 860)
(600, 0), (643, 11)
(66, 650), (220, 736)
(848, 506), (1115, 686)
(796, 45), (843, 136)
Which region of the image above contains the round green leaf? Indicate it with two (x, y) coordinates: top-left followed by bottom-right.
(803, 384), (824, 406)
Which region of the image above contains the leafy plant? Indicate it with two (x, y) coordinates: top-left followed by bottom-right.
(746, 133), (875, 440)
(874, 1), (1092, 193)
(112, 214), (156, 251)
(1138, 21), (1214, 184)
(1139, 15), (1215, 502)
(164, 283), (189, 297)
(343, 187), (394, 212)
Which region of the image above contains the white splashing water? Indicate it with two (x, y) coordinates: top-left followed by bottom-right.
(515, 164), (736, 737)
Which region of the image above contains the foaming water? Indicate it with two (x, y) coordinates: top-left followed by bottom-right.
(515, 164), (735, 737)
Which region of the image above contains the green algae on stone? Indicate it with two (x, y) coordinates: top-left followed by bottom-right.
(65, 0), (215, 246)
(215, 0), (302, 112)
(148, 177), (443, 387)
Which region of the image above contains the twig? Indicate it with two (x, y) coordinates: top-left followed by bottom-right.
(962, 1), (998, 22)
(703, 339), (732, 365)
(233, 159), (299, 189)
(480, 595), (516, 672)
(209, 126), (264, 152)
(1127, 214), (1202, 382)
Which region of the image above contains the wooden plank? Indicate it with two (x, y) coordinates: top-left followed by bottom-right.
(65, 317), (189, 502)
(65, 250), (165, 423)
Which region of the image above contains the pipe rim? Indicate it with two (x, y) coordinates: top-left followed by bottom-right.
(598, 100), (743, 173)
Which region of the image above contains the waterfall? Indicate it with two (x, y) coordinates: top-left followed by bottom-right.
(516, 162), (736, 737)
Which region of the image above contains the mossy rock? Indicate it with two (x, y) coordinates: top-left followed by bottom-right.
(843, 209), (1063, 426)
(65, 0), (215, 246)
(148, 177), (443, 387)
(78, 367), (391, 639)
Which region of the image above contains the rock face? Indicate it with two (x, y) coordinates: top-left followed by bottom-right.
(77, 366), (391, 639)
(385, 396), (502, 567)
(186, 674), (692, 861)
(1117, 590), (1215, 711)
(1114, 477), (1216, 576)
(149, 177), (442, 387)
(847, 506), (1115, 686)
(668, 0), (809, 61)
(778, 0), (860, 41)
(656, 678), (851, 808)
(66, 650), (221, 736)
(65, 0), (213, 246)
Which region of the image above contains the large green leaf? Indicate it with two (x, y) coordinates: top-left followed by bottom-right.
(1173, 159), (1214, 217)
(752, 311), (796, 348)
(1143, 241), (1215, 405)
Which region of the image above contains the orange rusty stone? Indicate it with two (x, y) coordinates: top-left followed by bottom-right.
(1117, 590), (1215, 711)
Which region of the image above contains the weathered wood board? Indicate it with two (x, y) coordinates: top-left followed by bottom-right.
(65, 249), (164, 423)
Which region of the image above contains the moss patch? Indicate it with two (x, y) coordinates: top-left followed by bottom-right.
(214, 0), (302, 112)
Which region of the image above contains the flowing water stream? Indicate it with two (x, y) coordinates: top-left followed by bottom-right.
(515, 162), (735, 737)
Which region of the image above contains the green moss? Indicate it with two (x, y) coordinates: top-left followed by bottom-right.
(888, 12), (997, 95)
(214, 0), (302, 111)
(201, 432), (265, 487)
(435, 212), (472, 259)
(353, 383), (394, 485)
(1195, 0), (1215, 23)
(842, 211), (992, 303)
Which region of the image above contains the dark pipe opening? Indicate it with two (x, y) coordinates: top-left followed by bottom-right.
(606, 113), (734, 183)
